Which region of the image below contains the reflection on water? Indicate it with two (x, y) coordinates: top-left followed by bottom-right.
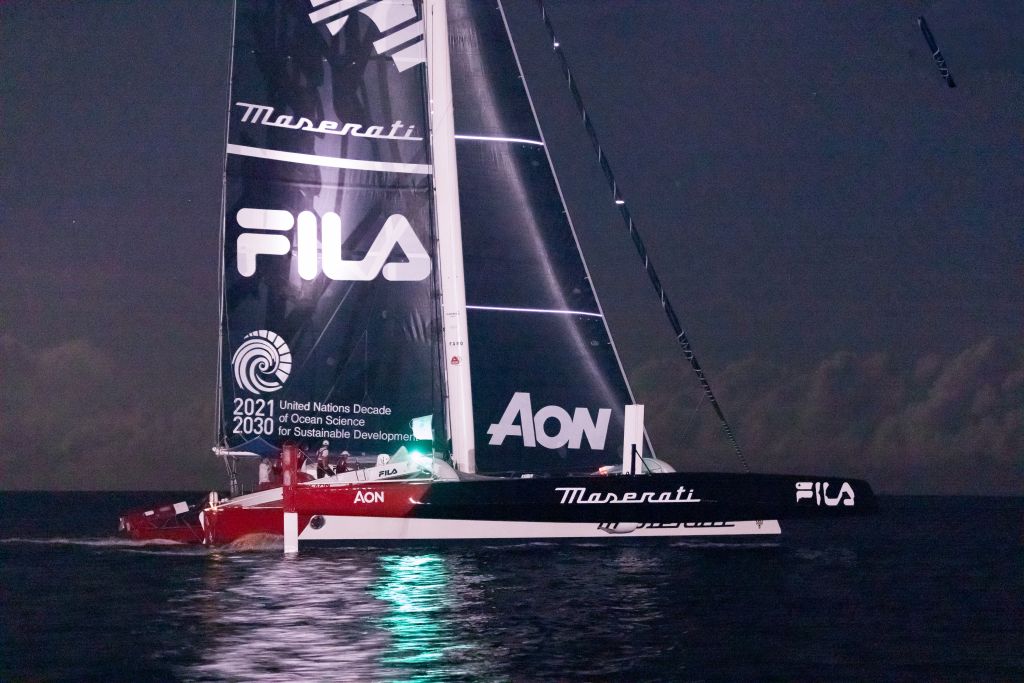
(185, 553), (388, 680)
(101, 537), (803, 681)
(4, 497), (1018, 680)
(176, 543), (692, 680)
(183, 549), (489, 681)
(372, 555), (464, 680)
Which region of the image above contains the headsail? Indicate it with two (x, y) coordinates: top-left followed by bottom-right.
(219, 0), (443, 457)
(447, 0), (638, 474)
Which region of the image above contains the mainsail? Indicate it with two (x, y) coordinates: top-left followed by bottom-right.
(447, 0), (637, 474)
(219, 0), (637, 474)
(219, 0), (444, 456)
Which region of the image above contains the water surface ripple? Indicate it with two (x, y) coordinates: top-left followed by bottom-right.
(1, 493), (1021, 680)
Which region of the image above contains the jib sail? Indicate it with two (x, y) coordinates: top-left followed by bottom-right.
(447, 0), (637, 474)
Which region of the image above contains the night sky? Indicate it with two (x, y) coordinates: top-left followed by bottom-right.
(1, 1), (1020, 494)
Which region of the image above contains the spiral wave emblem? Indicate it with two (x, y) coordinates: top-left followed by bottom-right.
(232, 330), (292, 394)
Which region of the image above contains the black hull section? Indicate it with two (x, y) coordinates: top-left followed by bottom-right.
(412, 473), (876, 523)
(201, 470), (876, 543)
(287, 471), (877, 525)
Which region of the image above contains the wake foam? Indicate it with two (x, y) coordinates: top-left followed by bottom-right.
(0, 536), (187, 548)
(223, 533), (283, 552)
(1, 534), (285, 554)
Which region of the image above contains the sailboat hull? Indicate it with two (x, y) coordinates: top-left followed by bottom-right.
(196, 472), (874, 545)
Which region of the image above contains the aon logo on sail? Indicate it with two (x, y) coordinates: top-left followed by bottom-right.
(487, 392), (611, 450)
(235, 208), (430, 282)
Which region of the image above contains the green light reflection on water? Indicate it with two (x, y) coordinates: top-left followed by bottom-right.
(370, 553), (459, 678)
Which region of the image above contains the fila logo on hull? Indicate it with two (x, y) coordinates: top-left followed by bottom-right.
(487, 392), (611, 450)
(795, 481), (855, 507)
(236, 209), (430, 282)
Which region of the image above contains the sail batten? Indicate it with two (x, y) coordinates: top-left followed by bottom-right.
(227, 143), (433, 174)
(454, 134), (545, 146)
(466, 305), (603, 318)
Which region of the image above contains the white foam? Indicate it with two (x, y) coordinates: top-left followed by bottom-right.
(0, 536), (185, 548)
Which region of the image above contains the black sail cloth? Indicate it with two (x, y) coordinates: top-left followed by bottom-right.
(220, 0), (442, 457)
(448, 0), (637, 474)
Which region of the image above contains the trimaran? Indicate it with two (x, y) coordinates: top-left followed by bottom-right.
(120, 0), (876, 550)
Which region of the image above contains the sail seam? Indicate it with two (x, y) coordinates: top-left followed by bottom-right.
(454, 134), (544, 146)
(466, 305), (602, 318)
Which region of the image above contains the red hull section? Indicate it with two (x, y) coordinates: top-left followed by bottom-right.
(119, 502), (204, 544)
(201, 483), (430, 544)
(202, 506), (285, 545)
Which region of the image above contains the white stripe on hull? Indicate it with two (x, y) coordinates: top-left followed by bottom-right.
(299, 516), (781, 541)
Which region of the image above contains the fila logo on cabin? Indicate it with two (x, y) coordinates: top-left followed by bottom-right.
(487, 392), (611, 450)
(235, 209), (430, 282)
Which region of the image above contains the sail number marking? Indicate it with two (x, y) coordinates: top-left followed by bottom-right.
(232, 398), (275, 436)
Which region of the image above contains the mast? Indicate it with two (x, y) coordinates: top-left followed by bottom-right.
(424, 0), (476, 472)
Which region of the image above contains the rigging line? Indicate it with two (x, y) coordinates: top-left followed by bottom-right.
(681, 391), (707, 441)
(215, 0), (240, 449)
(533, 0), (751, 473)
(917, 16), (956, 88)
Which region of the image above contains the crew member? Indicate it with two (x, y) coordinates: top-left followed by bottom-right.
(316, 440), (330, 478)
(297, 446), (316, 482)
(336, 450), (351, 474)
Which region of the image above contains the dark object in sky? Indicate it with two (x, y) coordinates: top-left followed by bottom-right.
(918, 16), (957, 87)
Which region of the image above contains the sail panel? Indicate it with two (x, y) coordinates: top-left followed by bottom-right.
(448, 0), (635, 474)
(219, 0), (443, 458)
(446, 1), (543, 142)
(454, 143), (602, 311)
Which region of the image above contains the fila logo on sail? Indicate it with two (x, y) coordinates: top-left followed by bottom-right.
(235, 209), (430, 282)
(307, 0), (425, 72)
(487, 392), (612, 450)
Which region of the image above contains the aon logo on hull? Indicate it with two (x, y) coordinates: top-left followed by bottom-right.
(487, 392), (611, 450)
(354, 490), (384, 504)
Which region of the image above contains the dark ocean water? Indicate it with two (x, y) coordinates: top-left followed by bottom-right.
(1, 493), (1021, 681)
